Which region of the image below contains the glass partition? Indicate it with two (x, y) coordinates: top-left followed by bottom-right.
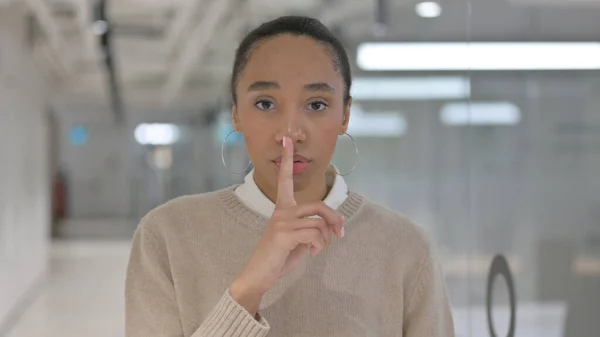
(353, 1), (599, 336)
(463, 1), (600, 336)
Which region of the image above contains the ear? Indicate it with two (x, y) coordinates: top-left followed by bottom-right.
(232, 105), (242, 133)
(340, 97), (352, 135)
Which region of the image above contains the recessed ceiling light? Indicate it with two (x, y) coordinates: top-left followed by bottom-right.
(415, 2), (442, 18)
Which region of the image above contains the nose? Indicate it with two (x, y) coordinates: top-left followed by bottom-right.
(275, 109), (306, 145)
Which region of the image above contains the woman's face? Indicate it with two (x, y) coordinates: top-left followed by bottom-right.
(233, 34), (350, 193)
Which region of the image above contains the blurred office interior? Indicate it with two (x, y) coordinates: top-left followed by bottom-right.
(1, 0), (599, 336)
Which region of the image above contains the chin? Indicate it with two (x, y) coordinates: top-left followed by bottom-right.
(290, 174), (311, 192)
(292, 163), (328, 191)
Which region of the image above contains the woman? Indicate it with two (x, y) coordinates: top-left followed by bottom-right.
(125, 16), (454, 337)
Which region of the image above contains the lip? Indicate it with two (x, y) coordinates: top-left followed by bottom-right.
(272, 154), (309, 164)
(272, 155), (311, 174)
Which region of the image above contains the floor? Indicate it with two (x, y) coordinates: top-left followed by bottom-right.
(5, 241), (131, 337)
(53, 218), (137, 241)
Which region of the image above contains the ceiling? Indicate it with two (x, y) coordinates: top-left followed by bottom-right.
(15, 0), (600, 123)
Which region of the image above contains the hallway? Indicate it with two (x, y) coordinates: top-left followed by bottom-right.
(2, 1), (600, 335)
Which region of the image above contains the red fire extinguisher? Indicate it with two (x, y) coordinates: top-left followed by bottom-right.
(52, 170), (67, 222)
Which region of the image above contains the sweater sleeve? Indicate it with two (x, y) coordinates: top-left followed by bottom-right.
(125, 221), (270, 337)
(403, 245), (455, 337)
(191, 289), (270, 337)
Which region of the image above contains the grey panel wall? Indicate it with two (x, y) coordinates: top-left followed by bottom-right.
(57, 119), (247, 219)
(58, 123), (134, 218)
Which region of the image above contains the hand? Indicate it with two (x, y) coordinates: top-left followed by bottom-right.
(232, 136), (345, 298)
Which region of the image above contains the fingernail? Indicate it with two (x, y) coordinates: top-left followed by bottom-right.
(341, 226), (345, 238)
(283, 137), (287, 148)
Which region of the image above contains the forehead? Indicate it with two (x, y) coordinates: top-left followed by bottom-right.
(239, 34), (343, 90)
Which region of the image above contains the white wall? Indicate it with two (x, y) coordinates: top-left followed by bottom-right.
(0, 6), (51, 333)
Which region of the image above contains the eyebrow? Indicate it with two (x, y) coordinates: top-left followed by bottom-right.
(246, 81), (336, 93)
(304, 82), (336, 93)
(247, 81), (279, 91)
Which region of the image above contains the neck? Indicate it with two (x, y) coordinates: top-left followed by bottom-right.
(254, 170), (330, 205)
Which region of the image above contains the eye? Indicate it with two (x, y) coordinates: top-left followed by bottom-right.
(307, 101), (328, 112)
(255, 100), (275, 111)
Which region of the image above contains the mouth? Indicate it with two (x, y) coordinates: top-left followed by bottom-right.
(272, 155), (311, 174)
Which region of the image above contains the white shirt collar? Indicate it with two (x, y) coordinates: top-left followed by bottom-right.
(234, 166), (349, 219)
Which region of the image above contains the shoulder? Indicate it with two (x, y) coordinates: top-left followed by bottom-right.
(353, 194), (446, 290)
(353, 192), (434, 251)
(348, 191), (440, 276)
(136, 186), (236, 238)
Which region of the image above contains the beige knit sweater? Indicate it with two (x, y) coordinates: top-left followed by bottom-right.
(125, 186), (454, 337)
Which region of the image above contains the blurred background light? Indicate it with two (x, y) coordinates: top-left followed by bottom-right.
(351, 76), (470, 100)
(415, 2), (442, 18)
(134, 123), (181, 145)
(440, 102), (521, 126)
(357, 42), (600, 71)
(348, 104), (407, 137)
(68, 126), (89, 146)
(92, 20), (108, 36)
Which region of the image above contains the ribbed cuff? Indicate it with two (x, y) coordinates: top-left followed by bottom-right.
(192, 289), (270, 337)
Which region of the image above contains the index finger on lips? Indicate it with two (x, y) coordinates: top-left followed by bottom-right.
(275, 136), (296, 209)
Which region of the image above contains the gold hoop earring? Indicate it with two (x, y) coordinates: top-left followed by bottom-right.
(333, 132), (358, 176)
(221, 130), (251, 175)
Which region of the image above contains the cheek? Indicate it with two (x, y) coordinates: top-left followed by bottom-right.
(242, 132), (258, 155)
(241, 124), (269, 159)
(316, 124), (340, 155)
